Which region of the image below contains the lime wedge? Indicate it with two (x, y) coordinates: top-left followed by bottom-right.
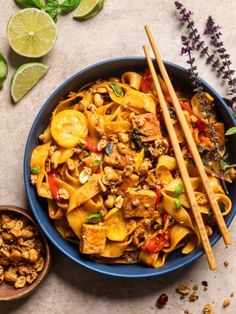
(0, 53), (8, 89)
(11, 63), (49, 103)
(73, 0), (104, 21)
(7, 8), (57, 58)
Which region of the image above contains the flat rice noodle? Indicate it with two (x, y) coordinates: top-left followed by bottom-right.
(139, 250), (167, 268)
(100, 238), (132, 258)
(162, 191), (195, 230)
(104, 210), (136, 242)
(83, 194), (103, 213)
(68, 174), (102, 212)
(58, 148), (74, 164)
(104, 121), (131, 134)
(163, 224), (193, 253)
(108, 83), (157, 114)
(48, 199), (65, 219)
(66, 206), (90, 239)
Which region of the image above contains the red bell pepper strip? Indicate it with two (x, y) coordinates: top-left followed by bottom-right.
(86, 137), (98, 153)
(180, 102), (205, 132)
(162, 212), (170, 224)
(48, 170), (59, 200)
(141, 231), (169, 253)
(141, 68), (153, 93)
(155, 186), (162, 206)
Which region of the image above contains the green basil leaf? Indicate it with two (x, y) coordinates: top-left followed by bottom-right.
(130, 128), (145, 152)
(220, 160), (236, 171)
(86, 213), (101, 223)
(43, 0), (59, 22)
(225, 127), (236, 136)
(92, 159), (101, 168)
(60, 0), (81, 14)
(110, 82), (124, 97)
(174, 198), (182, 210)
(0, 53), (8, 89)
(105, 142), (113, 155)
(15, 0), (44, 8)
(173, 182), (184, 198)
(31, 167), (41, 175)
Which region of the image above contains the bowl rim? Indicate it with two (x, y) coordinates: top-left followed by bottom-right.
(24, 56), (236, 278)
(0, 205), (51, 300)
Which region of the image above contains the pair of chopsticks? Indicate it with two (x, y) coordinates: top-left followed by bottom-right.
(143, 25), (232, 270)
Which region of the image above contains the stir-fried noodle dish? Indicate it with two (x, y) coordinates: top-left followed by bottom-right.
(30, 69), (235, 268)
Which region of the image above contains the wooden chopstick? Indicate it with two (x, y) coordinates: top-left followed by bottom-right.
(143, 45), (217, 270)
(144, 25), (232, 246)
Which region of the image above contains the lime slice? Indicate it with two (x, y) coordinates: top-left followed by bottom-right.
(7, 8), (57, 58)
(73, 0), (104, 21)
(11, 62), (49, 103)
(0, 53), (8, 88)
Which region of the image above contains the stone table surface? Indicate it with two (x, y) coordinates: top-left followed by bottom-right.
(0, 0), (236, 313)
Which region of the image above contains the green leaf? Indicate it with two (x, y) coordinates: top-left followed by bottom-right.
(92, 159), (101, 168)
(110, 82), (124, 97)
(173, 182), (184, 198)
(105, 142), (114, 155)
(174, 198), (182, 210)
(0, 53), (8, 89)
(60, 0), (81, 14)
(31, 167), (41, 175)
(220, 160), (236, 171)
(43, 0), (59, 22)
(225, 127), (236, 136)
(86, 213), (101, 223)
(15, 0), (45, 8)
(130, 128), (146, 152)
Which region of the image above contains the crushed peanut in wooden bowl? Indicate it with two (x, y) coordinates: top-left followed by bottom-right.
(0, 205), (51, 301)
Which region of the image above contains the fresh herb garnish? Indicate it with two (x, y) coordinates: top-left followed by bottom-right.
(175, 1), (236, 113)
(131, 128), (147, 152)
(225, 127), (236, 136)
(60, 0), (81, 14)
(105, 142), (114, 155)
(31, 167), (41, 175)
(15, 0), (44, 9)
(174, 198), (182, 210)
(220, 160), (236, 171)
(173, 182), (184, 198)
(110, 82), (124, 97)
(92, 159), (101, 168)
(86, 213), (101, 223)
(0, 53), (8, 89)
(15, 0), (81, 22)
(43, 0), (59, 22)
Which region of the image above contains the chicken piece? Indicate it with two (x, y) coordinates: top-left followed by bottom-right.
(80, 224), (107, 254)
(132, 113), (162, 142)
(123, 188), (157, 218)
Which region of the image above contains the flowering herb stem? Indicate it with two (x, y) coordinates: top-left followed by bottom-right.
(174, 1), (236, 113)
(204, 16), (236, 111)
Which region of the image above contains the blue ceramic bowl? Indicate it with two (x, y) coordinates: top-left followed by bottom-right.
(24, 57), (236, 278)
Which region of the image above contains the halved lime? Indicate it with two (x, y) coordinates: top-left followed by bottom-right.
(11, 63), (49, 103)
(7, 8), (57, 58)
(73, 0), (104, 21)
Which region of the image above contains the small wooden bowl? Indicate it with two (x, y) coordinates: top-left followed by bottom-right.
(0, 205), (51, 301)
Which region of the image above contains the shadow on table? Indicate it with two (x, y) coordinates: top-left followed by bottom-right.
(0, 245), (201, 313)
(51, 246), (200, 300)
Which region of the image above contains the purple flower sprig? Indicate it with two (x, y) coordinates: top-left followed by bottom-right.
(175, 1), (236, 113)
(180, 36), (221, 162)
(175, 1), (216, 61)
(204, 16), (236, 111)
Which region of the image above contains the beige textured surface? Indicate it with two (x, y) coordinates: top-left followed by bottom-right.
(0, 0), (236, 313)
